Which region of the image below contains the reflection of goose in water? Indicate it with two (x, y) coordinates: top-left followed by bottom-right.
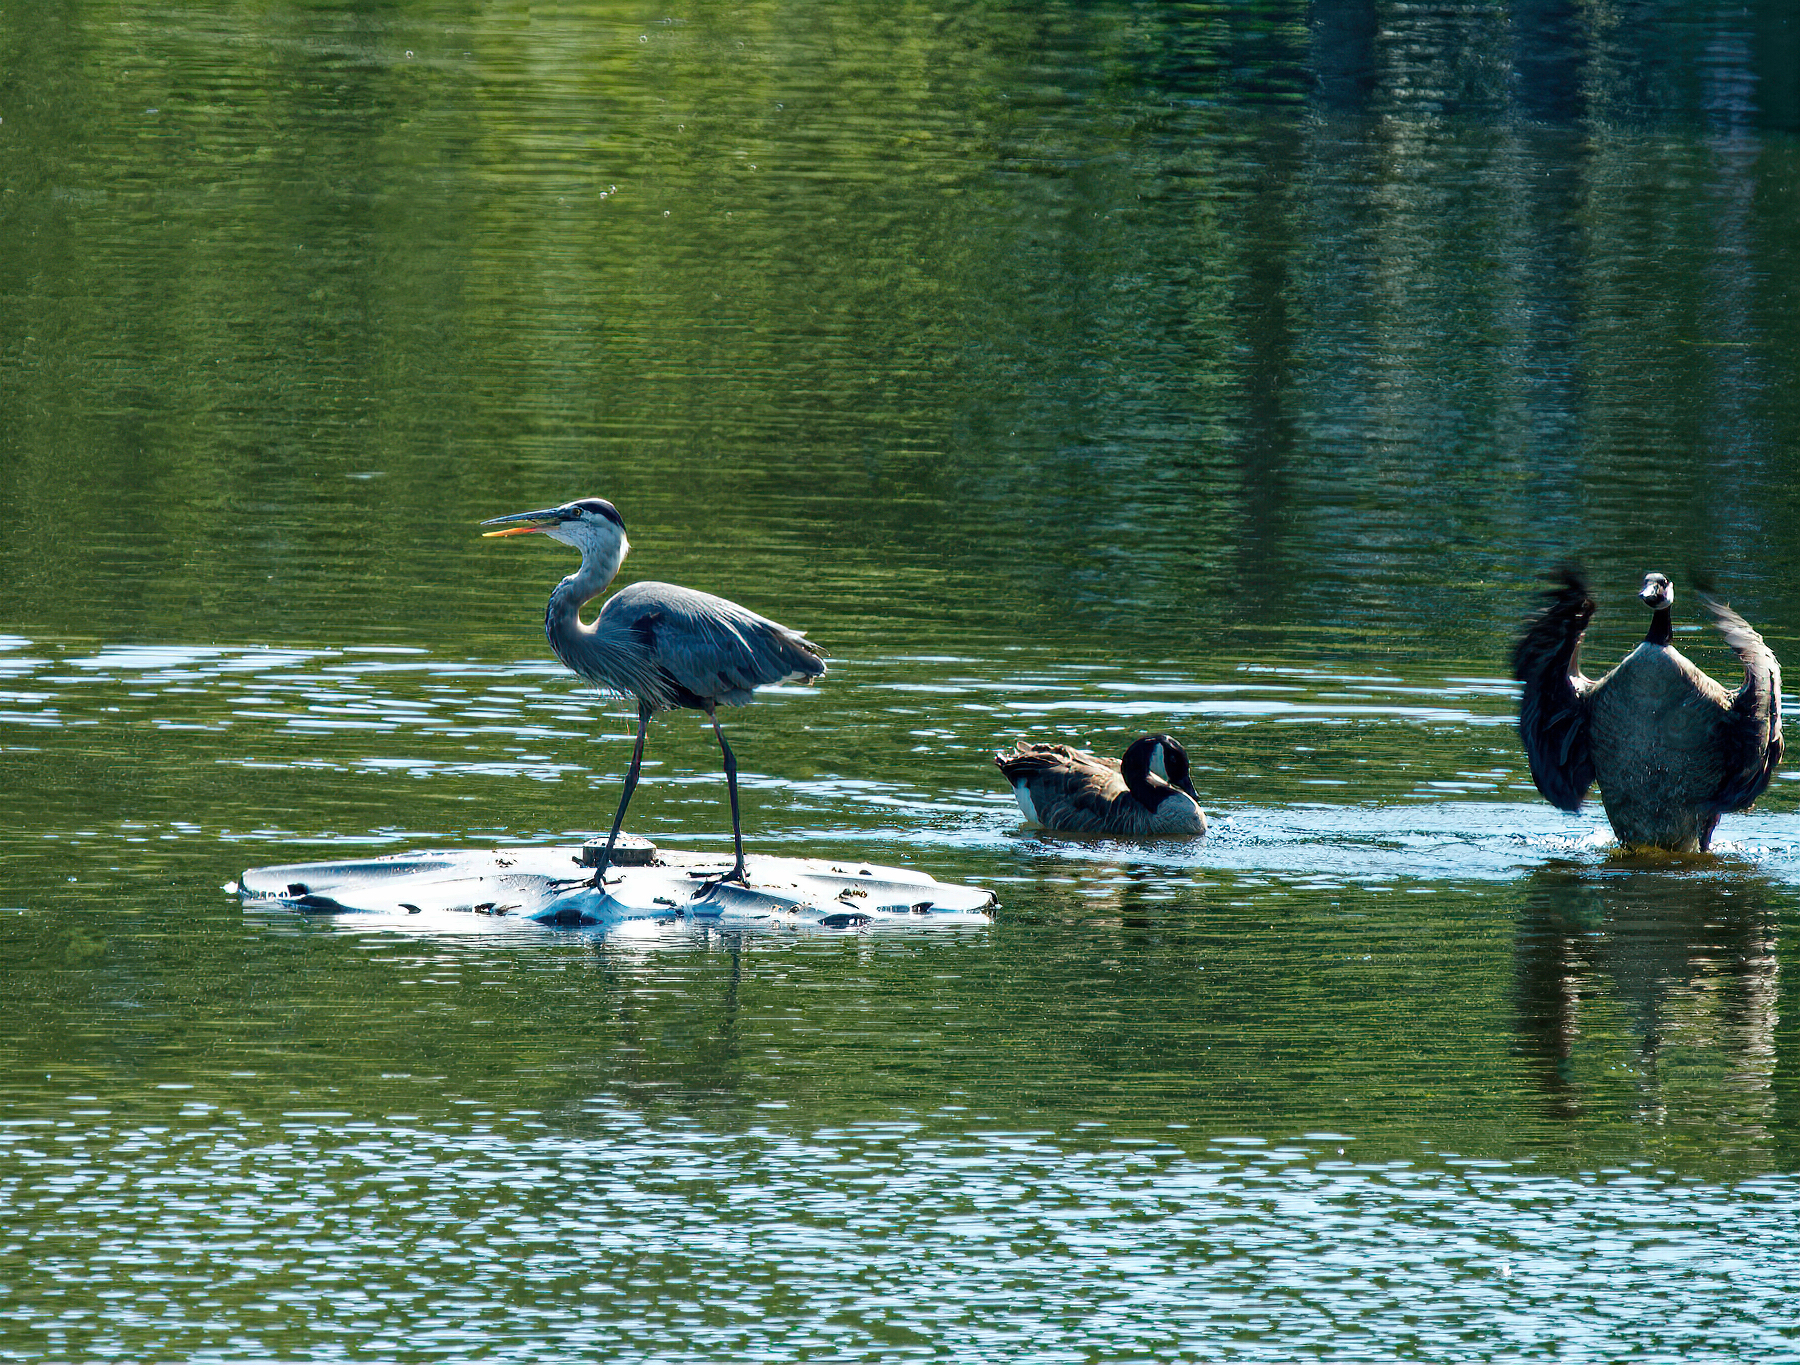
(994, 734), (1207, 836)
(1513, 570), (1782, 851)
(1514, 865), (1777, 1139)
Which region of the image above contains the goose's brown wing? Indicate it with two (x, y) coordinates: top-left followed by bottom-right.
(1029, 776), (1136, 833)
(1701, 594), (1784, 812)
(1512, 569), (1598, 813)
(992, 743), (1117, 779)
(993, 743), (1129, 832)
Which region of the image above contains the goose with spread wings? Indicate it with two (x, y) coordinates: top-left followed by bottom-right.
(1513, 569), (1782, 851)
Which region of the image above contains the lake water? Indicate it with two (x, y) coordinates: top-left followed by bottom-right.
(4, 3), (1800, 1359)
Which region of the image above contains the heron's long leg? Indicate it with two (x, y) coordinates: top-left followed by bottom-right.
(590, 701), (652, 887)
(708, 707), (749, 885)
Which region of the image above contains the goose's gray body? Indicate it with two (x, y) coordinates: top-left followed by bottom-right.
(994, 734), (1207, 836)
(1513, 570), (1782, 852)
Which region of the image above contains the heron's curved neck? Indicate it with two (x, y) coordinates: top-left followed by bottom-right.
(549, 536), (628, 622)
(1645, 608), (1672, 647)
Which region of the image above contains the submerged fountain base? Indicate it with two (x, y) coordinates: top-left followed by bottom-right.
(237, 843), (997, 930)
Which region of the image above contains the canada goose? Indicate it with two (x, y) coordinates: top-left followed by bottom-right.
(1513, 569), (1783, 851)
(994, 734), (1208, 836)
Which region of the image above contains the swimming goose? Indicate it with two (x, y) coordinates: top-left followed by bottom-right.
(1513, 569), (1783, 851)
(994, 734), (1207, 836)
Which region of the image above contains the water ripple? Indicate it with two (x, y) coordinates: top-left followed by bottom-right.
(0, 1105), (1793, 1362)
(8, 635), (1800, 893)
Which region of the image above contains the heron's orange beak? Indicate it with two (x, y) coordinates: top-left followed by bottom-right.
(480, 505), (569, 537)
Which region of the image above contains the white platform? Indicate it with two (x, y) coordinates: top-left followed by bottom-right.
(237, 845), (997, 930)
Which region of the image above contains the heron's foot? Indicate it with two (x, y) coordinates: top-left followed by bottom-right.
(688, 859), (751, 896)
(550, 867), (616, 891)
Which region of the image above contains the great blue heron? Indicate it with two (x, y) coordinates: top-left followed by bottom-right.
(482, 497), (825, 885)
(994, 734), (1206, 835)
(1513, 569), (1782, 851)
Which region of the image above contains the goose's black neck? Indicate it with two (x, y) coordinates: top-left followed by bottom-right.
(1645, 608), (1672, 647)
(1119, 741), (1169, 812)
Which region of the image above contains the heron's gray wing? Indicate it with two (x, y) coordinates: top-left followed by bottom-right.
(1701, 594), (1784, 812)
(601, 581), (824, 708)
(1512, 568), (1598, 813)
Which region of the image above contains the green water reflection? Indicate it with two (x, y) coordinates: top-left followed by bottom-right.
(4, 2), (1800, 1359)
